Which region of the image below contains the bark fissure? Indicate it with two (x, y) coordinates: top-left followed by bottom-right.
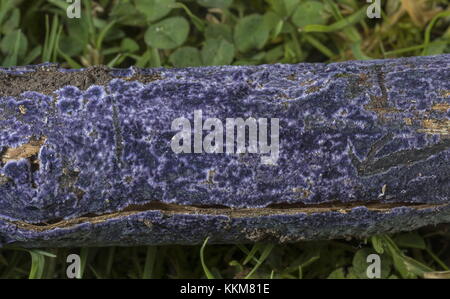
(350, 135), (450, 176)
(4, 200), (446, 232)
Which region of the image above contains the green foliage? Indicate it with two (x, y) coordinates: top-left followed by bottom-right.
(134, 0), (175, 22)
(201, 38), (235, 65)
(1, 29), (27, 66)
(234, 14), (270, 53)
(142, 246), (157, 279)
(200, 237), (215, 279)
(169, 46), (202, 67)
(145, 16), (190, 49)
(267, 0), (300, 18)
(0, 0), (446, 68)
(292, 1), (329, 28)
(197, 0), (233, 9)
(1, 230), (450, 278)
(27, 250), (56, 279)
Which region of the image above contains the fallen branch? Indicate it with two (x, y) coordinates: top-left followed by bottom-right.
(0, 55), (449, 246)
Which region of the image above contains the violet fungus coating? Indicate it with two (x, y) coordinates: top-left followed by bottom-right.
(0, 54), (449, 247)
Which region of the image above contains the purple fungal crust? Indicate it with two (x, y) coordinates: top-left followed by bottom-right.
(0, 54), (449, 246)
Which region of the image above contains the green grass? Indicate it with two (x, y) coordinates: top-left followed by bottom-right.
(3, 231), (450, 278)
(0, 0), (449, 279)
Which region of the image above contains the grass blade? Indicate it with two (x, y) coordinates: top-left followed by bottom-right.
(143, 246), (157, 279)
(200, 237), (215, 279)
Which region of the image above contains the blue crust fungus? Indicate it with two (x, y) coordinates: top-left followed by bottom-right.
(0, 55), (449, 247)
